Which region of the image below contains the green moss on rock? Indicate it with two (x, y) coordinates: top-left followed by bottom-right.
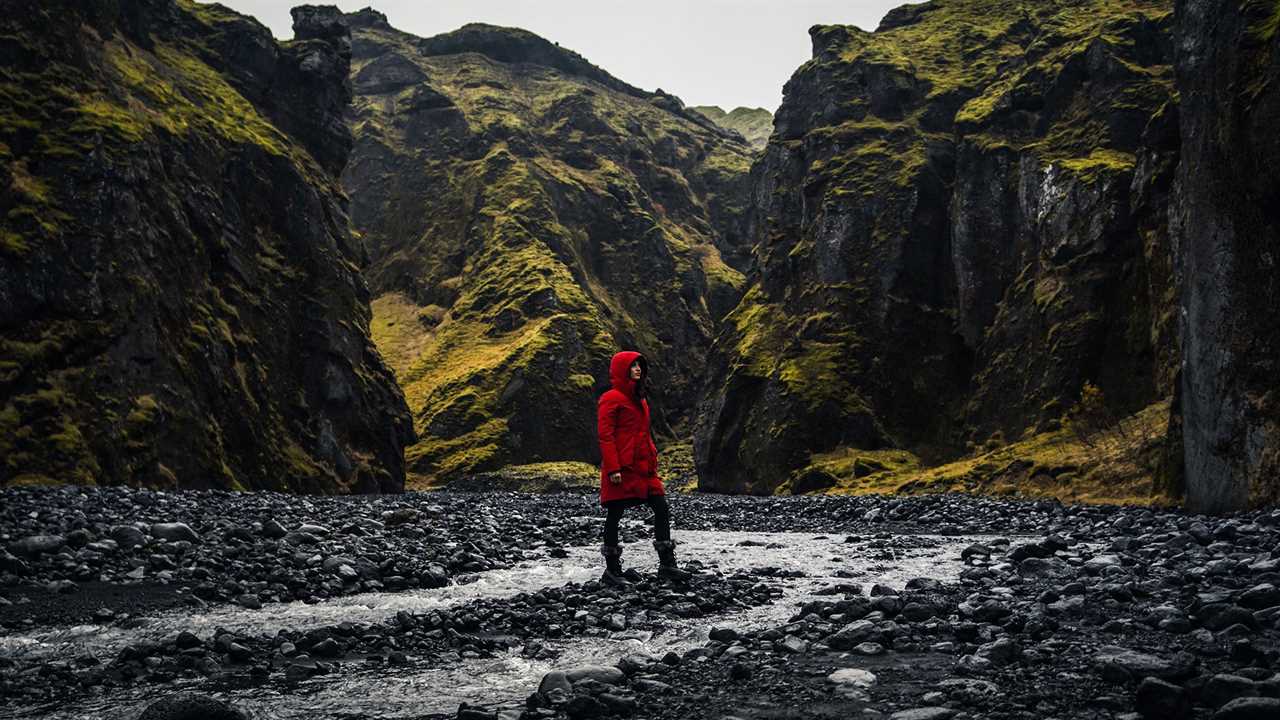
(348, 17), (754, 483)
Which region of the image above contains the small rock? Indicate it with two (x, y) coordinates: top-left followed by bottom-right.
(456, 703), (497, 720)
(150, 523), (199, 543)
(137, 693), (248, 720)
(828, 668), (877, 688)
(709, 627), (739, 643)
(538, 670), (573, 699)
(261, 519), (288, 538)
(110, 525), (147, 549)
(1214, 697), (1280, 720)
(8, 535), (65, 556)
(1202, 674), (1259, 708)
(565, 665), (625, 686)
(1135, 677), (1191, 720)
(889, 708), (956, 720)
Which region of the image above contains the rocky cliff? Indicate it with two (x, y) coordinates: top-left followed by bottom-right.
(342, 12), (754, 484)
(694, 0), (1180, 495)
(691, 106), (775, 149)
(1173, 0), (1280, 512)
(0, 1), (413, 492)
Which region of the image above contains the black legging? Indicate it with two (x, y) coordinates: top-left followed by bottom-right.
(603, 495), (671, 545)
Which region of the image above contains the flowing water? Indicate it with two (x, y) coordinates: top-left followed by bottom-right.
(1, 525), (992, 719)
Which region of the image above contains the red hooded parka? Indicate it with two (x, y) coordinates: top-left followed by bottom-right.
(597, 350), (664, 505)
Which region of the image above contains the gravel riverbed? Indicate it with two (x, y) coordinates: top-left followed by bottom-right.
(2, 487), (1279, 720)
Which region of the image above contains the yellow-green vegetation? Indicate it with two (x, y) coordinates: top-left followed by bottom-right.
(691, 106), (775, 148)
(0, 1), (328, 261)
(725, 286), (871, 415)
(1247, 0), (1280, 42)
(698, 0), (1178, 496)
(370, 292), (438, 379)
(810, 0), (1172, 184)
(351, 21), (754, 481)
(801, 399), (1174, 505)
(441, 460), (599, 492)
(2, 2), (411, 492)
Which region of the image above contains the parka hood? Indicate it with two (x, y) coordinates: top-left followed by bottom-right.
(609, 350), (647, 398)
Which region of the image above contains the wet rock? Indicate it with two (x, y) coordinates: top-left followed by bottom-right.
(709, 627), (739, 643)
(261, 519), (289, 538)
(975, 638), (1021, 666)
(1239, 584), (1280, 610)
(382, 508), (421, 526)
(1203, 606), (1258, 632)
(150, 523), (199, 543)
(827, 668), (877, 688)
(1093, 646), (1197, 683)
(1202, 674), (1259, 708)
(538, 669), (573, 701)
(137, 693), (248, 720)
(565, 665), (625, 686)
(285, 654), (318, 681)
(456, 703), (497, 720)
(1214, 697), (1280, 720)
(1135, 677), (1191, 719)
(8, 535), (65, 556)
(889, 708), (956, 720)
(961, 544), (992, 563)
(563, 694), (608, 719)
(937, 678), (1000, 703)
(598, 692), (637, 713)
(0, 550), (29, 575)
(175, 631), (203, 650)
(110, 525), (147, 549)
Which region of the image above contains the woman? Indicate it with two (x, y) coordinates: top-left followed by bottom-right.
(596, 350), (690, 585)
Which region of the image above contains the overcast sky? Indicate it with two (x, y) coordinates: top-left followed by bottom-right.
(206, 1), (918, 112)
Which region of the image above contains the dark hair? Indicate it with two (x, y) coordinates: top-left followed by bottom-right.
(634, 357), (649, 399)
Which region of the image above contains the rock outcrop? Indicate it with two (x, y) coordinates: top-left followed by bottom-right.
(694, 0), (1179, 494)
(1172, 0), (1280, 512)
(0, 1), (413, 491)
(342, 14), (754, 483)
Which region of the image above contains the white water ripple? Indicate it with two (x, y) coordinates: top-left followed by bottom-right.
(1, 528), (991, 719)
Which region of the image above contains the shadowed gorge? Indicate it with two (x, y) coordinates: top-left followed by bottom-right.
(0, 0), (1273, 509)
(0, 0), (413, 492)
(5, 1), (1280, 719)
(342, 10), (754, 486)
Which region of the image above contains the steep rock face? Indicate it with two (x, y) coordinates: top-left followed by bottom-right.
(691, 106), (775, 149)
(695, 0), (1178, 494)
(1173, 0), (1280, 512)
(0, 1), (413, 491)
(343, 13), (753, 483)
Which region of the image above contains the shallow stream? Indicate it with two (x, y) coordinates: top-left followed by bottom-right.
(0, 526), (989, 719)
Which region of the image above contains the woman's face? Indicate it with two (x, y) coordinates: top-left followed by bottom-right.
(629, 361), (643, 381)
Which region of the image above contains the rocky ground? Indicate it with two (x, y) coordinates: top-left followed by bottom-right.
(2, 487), (1279, 719)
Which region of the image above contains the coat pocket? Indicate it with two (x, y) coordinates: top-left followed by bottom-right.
(618, 437), (638, 470)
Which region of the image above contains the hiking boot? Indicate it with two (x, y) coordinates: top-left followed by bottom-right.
(653, 540), (692, 582)
(600, 544), (632, 587)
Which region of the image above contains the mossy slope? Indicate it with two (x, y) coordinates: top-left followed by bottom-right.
(344, 11), (753, 486)
(0, 1), (413, 491)
(694, 0), (1180, 497)
(691, 106), (775, 149)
